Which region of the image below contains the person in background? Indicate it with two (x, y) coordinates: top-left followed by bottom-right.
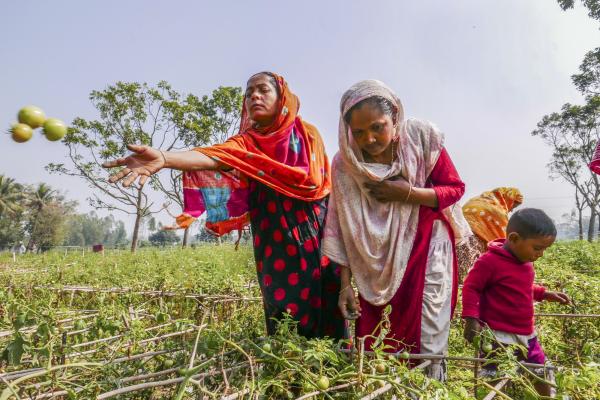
(458, 187), (523, 280)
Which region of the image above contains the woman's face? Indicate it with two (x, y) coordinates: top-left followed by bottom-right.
(244, 74), (279, 127)
(347, 103), (395, 159)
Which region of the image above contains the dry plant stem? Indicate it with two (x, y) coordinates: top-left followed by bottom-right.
(221, 388), (250, 400)
(358, 337), (365, 384)
(0, 376), (20, 400)
(25, 285), (260, 302)
(222, 337), (255, 395)
(482, 378), (511, 400)
(187, 378), (218, 397)
(173, 317), (208, 400)
(96, 363), (248, 399)
(66, 328), (194, 360)
(0, 313), (99, 338)
(120, 366), (181, 384)
(295, 381), (360, 400)
(478, 378), (514, 400)
(0, 363), (101, 400)
(358, 360), (431, 400)
(71, 322), (173, 349)
(188, 315), (208, 368)
(109, 348), (183, 364)
(337, 349), (556, 370)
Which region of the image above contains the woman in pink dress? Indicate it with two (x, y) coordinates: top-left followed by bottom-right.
(323, 80), (467, 380)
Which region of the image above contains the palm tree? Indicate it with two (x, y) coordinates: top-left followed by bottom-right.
(0, 175), (23, 217)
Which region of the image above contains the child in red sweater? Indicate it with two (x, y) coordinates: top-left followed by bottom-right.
(462, 208), (570, 397)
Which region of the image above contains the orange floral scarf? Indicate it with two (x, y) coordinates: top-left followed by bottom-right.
(462, 187), (523, 244)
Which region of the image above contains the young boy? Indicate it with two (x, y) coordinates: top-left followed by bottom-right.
(462, 208), (570, 397)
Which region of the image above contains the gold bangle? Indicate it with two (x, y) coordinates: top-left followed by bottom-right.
(340, 284), (353, 293)
(404, 185), (413, 202)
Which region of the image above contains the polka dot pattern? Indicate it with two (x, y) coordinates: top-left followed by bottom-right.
(248, 181), (348, 340)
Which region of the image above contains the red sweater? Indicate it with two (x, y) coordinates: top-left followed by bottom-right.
(461, 239), (546, 335)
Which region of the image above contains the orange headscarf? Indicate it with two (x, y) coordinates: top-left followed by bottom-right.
(196, 73), (331, 200)
(462, 187), (523, 244)
(174, 73), (330, 234)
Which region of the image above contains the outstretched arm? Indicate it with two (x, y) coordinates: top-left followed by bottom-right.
(102, 144), (220, 187)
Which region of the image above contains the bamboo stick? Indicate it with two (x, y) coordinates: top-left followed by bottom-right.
(96, 363), (248, 399)
(482, 378), (511, 400)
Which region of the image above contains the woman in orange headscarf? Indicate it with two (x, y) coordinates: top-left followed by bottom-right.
(103, 72), (347, 339)
(463, 187), (523, 244)
(458, 187), (523, 279)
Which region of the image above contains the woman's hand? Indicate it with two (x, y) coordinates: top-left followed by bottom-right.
(338, 285), (361, 320)
(364, 177), (411, 203)
(102, 144), (165, 187)
(543, 291), (571, 305)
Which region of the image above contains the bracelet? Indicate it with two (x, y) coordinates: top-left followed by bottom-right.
(404, 185), (413, 202)
(340, 285), (353, 293)
(159, 150), (168, 168)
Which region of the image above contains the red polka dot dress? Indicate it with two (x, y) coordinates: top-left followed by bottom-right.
(249, 181), (348, 339)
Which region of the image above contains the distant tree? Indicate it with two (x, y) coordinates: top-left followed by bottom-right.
(107, 220), (128, 248)
(557, 0), (600, 22)
(150, 86), (243, 248)
(147, 216), (157, 233)
(26, 184), (62, 250)
(30, 202), (75, 251)
(0, 213), (24, 250)
(0, 175), (25, 249)
(64, 212), (129, 247)
(572, 47), (600, 97)
(0, 175), (24, 217)
(532, 97), (600, 241)
(149, 230), (180, 247)
(548, 0), (600, 240)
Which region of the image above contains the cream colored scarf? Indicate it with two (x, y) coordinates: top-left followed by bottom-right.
(322, 80), (468, 306)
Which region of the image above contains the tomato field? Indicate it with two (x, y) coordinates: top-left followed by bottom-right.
(0, 242), (598, 399)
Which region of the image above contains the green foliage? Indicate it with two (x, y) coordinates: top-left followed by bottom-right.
(572, 47), (600, 96)
(532, 96), (600, 241)
(0, 175), (24, 218)
(0, 177), (77, 251)
(0, 242), (598, 398)
(148, 230), (180, 246)
(63, 212), (128, 247)
(557, 0), (600, 22)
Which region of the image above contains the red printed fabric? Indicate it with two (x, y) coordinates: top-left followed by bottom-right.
(250, 181), (347, 339)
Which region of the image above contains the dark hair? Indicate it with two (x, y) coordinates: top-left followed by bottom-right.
(506, 208), (557, 239)
(247, 72), (280, 96)
(344, 96), (396, 124)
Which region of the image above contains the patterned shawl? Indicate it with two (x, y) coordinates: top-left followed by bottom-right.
(175, 73), (331, 235)
(462, 187), (523, 244)
(322, 80), (445, 305)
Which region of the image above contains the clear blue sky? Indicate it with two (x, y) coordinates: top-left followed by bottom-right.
(1, 1), (598, 232)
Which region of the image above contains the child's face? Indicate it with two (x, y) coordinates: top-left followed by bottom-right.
(347, 104), (395, 159)
(505, 233), (556, 263)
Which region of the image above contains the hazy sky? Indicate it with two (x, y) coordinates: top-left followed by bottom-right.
(1, 1), (599, 232)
